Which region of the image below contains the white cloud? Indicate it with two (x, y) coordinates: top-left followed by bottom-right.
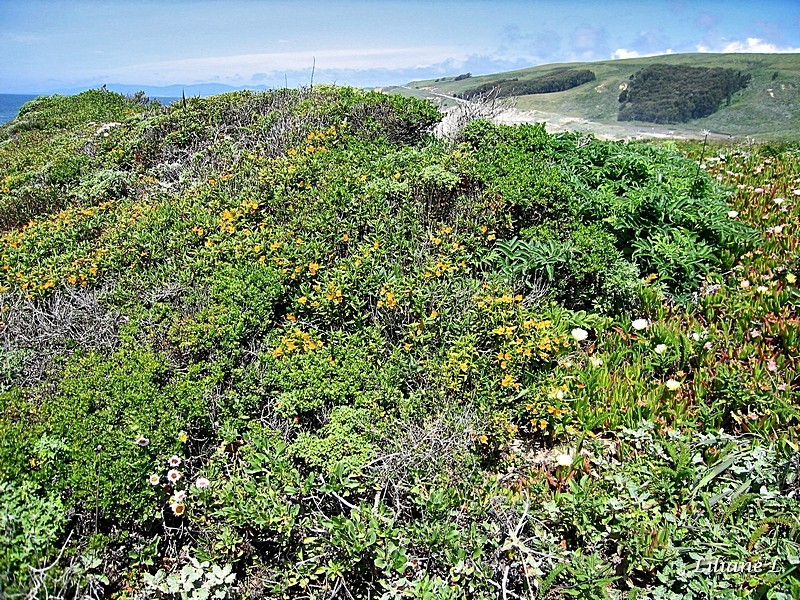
(611, 48), (674, 60)
(612, 48), (640, 59)
(697, 37), (800, 53)
(104, 47), (469, 85)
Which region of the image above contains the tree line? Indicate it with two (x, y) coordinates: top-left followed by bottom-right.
(458, 69), (596, 100)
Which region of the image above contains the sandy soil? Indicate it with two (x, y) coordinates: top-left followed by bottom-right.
(492, 106), (733, 141)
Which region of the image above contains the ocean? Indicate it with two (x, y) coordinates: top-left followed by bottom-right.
(0, 94), (39, 125)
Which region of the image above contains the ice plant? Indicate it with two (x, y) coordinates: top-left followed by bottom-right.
(665, 379), (681, 391)
(167, 469), (182, 483)
(136, 436), (150, 447)
(195, 477), (210, 489)
(654, 344), (667, 355)
(168, 455), (181, 467)
(171, 503), (186, 516)
(148, 474), (160, 485)
(631, 318), (649, 331)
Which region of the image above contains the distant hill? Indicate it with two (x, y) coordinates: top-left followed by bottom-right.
(402, 53), (800, 140)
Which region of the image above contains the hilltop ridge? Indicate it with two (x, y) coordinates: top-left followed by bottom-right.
(398, 52), (800, 140)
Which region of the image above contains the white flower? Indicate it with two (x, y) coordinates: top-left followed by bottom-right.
(654, 343), (667, 355)
(727, 210), (739, 218)
(774, 197), (785, 205)
(692, 332), (701, 342)
(756, 285), (769, 293)
(136, 436), (150, 447)
(665, 379), (681, 391)
(168, 455), (181, 467)
(173, 490), (187, 503)
(631, 318), (649, 331)
(740, 279), (751, 289)
(167, 469), (182, 483)
(571, 327), (588, 341)
(195, 477), (211, 489)
(171, 503), (186, 516)
(555, 453), (573, 467)
(792, 189), (800, 196)
(590, 357), (603, 367)
(148, 474), (160, 486)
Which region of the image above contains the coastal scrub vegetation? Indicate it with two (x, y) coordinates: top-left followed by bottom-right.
(618, 64), (752, 124)
(458, 69), (597, 100)
(0, 87), (798, 598)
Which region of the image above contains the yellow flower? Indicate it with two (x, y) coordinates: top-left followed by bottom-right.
(308, 262), (320, 275)
(787, 273), (797, 284)
(500, 374), (516, 387)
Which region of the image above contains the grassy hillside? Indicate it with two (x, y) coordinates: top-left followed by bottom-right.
(0, 88), (799, 598)
(405, 53), (800, 139)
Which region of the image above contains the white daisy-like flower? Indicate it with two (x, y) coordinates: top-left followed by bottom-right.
(590, 356), (603, 367)
(168, 455), (181, 467)
(136, 436), (150, 447)
(727, 210), (739, 218)
(167, 469), (182, 483)
(555, 453), (573, 467)
(774, 198), (785, 205)
(195, 477), (211, 489)
(631, 318), (649, 331)
(571, 327), (589, 341)
(171, 503), (186, 516)
(665, 379), (681, 391)
(654, 343), (667, 355)
(173, 490), (187, 503)
(148, 474), (160, 486)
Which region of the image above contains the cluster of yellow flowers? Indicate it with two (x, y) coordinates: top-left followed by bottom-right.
(271, 327), (324, 358)
(377, 287), (398, 309)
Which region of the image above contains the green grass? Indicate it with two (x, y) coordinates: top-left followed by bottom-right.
(405, 52), (800, 140)
(0, 87), (798, 599)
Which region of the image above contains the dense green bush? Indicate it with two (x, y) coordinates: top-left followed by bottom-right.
(459, 69), (596, 100)
(618, 64), (751, 123)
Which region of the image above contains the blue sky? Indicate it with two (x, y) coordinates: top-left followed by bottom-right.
(1, 0), (799, 93)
